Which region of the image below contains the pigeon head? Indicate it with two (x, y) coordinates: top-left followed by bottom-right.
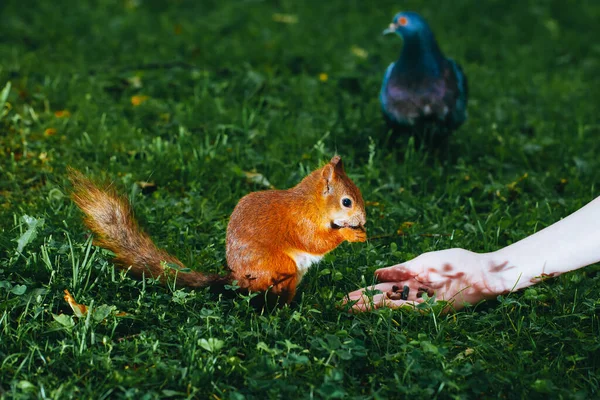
(383, 11), (432, 39)
(382, 11), (443, 75)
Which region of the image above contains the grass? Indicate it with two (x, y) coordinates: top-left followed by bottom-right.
(2, 0), (600, 398)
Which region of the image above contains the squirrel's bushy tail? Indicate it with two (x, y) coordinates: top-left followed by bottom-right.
(68, 168), (226, 288)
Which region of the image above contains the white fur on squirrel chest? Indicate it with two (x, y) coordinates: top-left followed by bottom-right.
(290, 251), (323, 280)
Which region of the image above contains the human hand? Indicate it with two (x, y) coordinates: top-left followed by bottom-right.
(346, 248), (512, 313)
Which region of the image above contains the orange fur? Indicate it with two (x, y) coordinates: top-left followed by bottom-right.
(69, 156), (366, 303)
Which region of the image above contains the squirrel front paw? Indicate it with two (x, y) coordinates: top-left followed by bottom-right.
(344, 226), (367, 243)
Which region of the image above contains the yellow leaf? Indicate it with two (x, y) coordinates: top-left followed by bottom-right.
(319, 73), (328, 82)
(124, 0), (140, 10)
(243, 171), (274, 189)
(397, 221), (415, 236)
(127, 76), (143, 89)
(506, 172), (528, 191)
(131, 95), (149, 106)
(54, 110), (70, 118)
(63, 289), (88, 318)
(351, 46), (368, 59)
(272, 13), (298, 24)
(44, 128), (57, 136)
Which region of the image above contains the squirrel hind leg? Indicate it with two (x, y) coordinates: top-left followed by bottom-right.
(232, 255), (299, 306)
(269, 272), (298, 305)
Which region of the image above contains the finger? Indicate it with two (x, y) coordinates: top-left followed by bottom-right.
(348, 287), (427, 307)
(346, 286), (379, 301)
(366, 282), (404, 292)
(375, 264), (417, 282)
(381, 298), (423, 309)
(348, 293), (386, 311)
(345, 282), (405, 301)
(349, 293), (423, 312)
(346, 282), (432, 303)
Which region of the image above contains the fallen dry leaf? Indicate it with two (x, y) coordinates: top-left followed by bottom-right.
(453, 347), (475, 361)
(397, 221), (415, 236)
(63, 289), (88, 317)
(136, 181), (157, 194)
(131, 95), (149, 106)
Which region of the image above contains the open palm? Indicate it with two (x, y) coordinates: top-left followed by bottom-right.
(346, 248), (512, 312)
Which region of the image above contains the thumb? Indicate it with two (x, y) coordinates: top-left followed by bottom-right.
(375, 262), (419, 282)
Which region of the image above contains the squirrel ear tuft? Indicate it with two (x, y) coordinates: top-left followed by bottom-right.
(322, 156), (345, 194)
(330, 155), (345, 174)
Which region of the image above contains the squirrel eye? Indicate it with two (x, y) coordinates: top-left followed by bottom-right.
(342, 198), (352, 208)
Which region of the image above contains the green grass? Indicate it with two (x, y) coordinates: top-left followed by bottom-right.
(2, 0), (600, 398)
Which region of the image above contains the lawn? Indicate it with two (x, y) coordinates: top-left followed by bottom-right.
(2, 0), (600, 398)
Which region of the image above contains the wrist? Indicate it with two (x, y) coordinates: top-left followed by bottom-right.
(479, 250), (532, 296)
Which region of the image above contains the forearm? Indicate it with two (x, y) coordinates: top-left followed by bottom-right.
(483, 196), (600, 293)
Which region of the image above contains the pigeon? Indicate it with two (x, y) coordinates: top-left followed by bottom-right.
(380, 11), (468, 138)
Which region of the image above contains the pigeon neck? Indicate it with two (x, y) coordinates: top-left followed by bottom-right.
(395, 32), (444, 78)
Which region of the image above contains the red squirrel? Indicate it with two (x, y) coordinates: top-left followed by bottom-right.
(69, 156), (366, 304)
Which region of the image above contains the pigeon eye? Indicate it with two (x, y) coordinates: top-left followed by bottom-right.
(398, 16), (408, 26)
(342, 198), (352, 208)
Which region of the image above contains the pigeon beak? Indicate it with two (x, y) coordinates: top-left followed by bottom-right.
(382, 23), (396, 35)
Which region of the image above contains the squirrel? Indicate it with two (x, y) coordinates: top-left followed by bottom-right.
(69, 156), (367, 305)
